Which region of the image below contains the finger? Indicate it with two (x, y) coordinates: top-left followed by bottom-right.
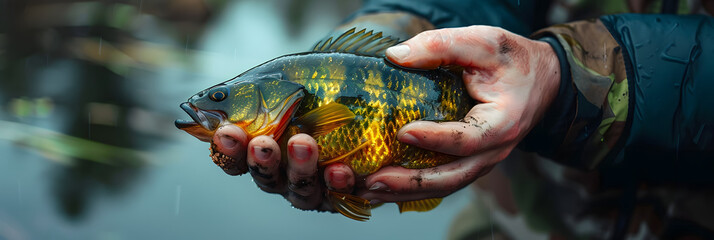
(324, 163), (354, 193)
(246, 135), (284, 193)
(397, 102), (510, 156)
(211, 124), (249, 175)
(286, 134), (321, 210)
(385, 26), (501, 69)
(359, 151), (499, 203)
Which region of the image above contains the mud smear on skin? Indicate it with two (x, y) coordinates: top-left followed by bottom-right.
(249, 164), (274, 179)
(411, 170), (425, 188)
(210, 142), (248, 175)
(289, 178), (316, 192)
(498, 35), (530, 74)
(248, 147), (275, 179)
(451, 129), (464, 144)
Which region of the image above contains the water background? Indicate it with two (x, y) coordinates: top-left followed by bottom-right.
(0, 1), (471, 239)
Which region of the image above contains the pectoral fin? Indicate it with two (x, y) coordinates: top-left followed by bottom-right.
(327, 190), (371, 221)
(294, 102), (355, 137)
(397, 198), (443, 213)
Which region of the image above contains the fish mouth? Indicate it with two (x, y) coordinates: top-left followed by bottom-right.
(175, 102), (225, 131)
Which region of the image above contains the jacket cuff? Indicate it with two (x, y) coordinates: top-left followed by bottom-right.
(526, 19), (630, 170)
(518, 36), (576, 159)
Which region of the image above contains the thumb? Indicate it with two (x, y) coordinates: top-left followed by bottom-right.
(385, 26), (500, 69)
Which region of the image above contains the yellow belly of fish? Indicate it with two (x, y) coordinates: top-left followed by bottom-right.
(285, 63), (467, 221)
(313, 102), (457, 176)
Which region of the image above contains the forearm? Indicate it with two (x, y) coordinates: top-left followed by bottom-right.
(522, 14), (714, 175)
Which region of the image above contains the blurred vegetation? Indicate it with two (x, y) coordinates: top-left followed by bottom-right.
(0, 0), (359, 222)
(0, 0), (229, 220)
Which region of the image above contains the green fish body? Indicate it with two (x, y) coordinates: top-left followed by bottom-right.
(176, 28), (473, 221)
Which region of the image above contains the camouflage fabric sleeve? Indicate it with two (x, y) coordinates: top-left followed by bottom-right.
(523, 19), (631, 170)
(525, 15), (714, 173)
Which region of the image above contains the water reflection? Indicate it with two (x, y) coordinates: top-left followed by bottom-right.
(1, 1), (469, 239)
(1, 0), (221, 222)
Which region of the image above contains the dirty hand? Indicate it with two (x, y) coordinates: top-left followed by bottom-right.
(360, 26), (561, 203)
(211, 125), (354, 211)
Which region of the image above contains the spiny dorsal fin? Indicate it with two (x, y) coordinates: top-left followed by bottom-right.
(311, 27), (400, 57)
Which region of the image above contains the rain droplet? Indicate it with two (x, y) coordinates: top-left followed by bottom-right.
(175, 185), (183, 216)
(17, 180), (22, 204)
(99, 37), (103, 56)
(185, 36), (189, 53)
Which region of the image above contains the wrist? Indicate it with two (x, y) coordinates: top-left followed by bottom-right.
(536, 40), (562, 116)
(518, 36), (576, 157)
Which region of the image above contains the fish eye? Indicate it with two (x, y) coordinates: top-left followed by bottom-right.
(209, 87), (228, 102)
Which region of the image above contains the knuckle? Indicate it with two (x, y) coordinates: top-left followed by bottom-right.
(248, 164), (274, 180)
(457, 134), (482, 156)
(420, 30), (451, 53)
(500, 126), (520, 144)
(256, 181), (281, 193)
(497, 151), (511, 161)
(458, 147), (476, 157)
(289, 133), (317, 145)
(290, 166), (317, 177)
(288, 176), (318, 196)
(250, 135), (275, 148)
(437, 187), (456, 197)
(479, 25), (506, 38)
(289, 194), (320, 210)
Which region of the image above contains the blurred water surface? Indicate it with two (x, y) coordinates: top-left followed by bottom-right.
(0, 1), (470, 239)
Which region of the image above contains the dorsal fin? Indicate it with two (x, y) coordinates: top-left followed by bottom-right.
(311, 27), (400, 57)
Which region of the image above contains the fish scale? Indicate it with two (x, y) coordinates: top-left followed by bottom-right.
(282, 53), (468, 175)
(176, 28), (474, 221)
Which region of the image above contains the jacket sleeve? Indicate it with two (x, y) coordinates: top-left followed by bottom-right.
(316, 0), (549, 45)
(521, 15), (714, 177)
(346, 0), (545, 36)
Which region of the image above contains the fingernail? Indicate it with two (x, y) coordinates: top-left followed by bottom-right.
(369, 199), (382, 205)
(252, 146), (272, 162)
(219, 134), (238, 148)
(290, 143), (311, 163)
(369, 182), (389, 192)
(386, 45), (410, 61)
(331, 171), (347, 185)
(399, 133), (419, 145)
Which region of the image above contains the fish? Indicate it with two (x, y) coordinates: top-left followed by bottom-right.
(175, 28), (474, 221)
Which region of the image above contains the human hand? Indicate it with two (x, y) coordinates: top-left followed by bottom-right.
(210, 125), (355, 211)
(360, 26), (561, 203)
